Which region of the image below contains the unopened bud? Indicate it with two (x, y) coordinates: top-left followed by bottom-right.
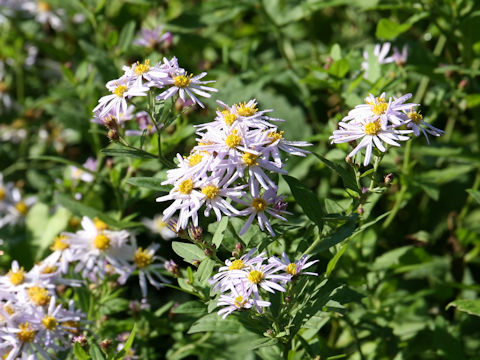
(358, 206), (364, 215)
(164, 259), (181, 277)
(103, 115), (118, 129)
(100, 339), (112, 350)
(285, 296), (292, 302)
(107, 129), (119, 141)
(458, 78), (468, 90)
(192, 260), (201, 267)
(384, 173), (394, 186)
(188, 225), (203, 242)
(204, 248), (213, 257)
(235, 242), (243, 253)
(73, 334), (87, 346)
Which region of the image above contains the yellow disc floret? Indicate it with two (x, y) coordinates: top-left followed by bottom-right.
(51, 235), (69, 251)
(15, 201), (28, 216)
(370, 98), (388, 115)
(248, 270), (264, 284)
(286, 263), (297, 276)
(222, 110), (237, 126)
(229, 259), (245, 270)
(94, 218), (109, 231)
(225, 130), (242, 149)
(42, 315), (57, 331)
(37, 1), (51, 12)
(134, 60), (151, 75)
(267, 130), (284, 144)
(0, 187), (5, 200)
(17, 322), (36, 342)
(408, 110), (423, 124)
(234, 296), (247, 308)
(235, 102), (258, 117)
(364, 120), (382, 135)
(178, 179), (194, 195)
(8, 267), (26, 286)
(242, 152), (258, 167)
(113, 85), (128, 97)
(187, 153), (203, 167)
(201, 185), (219, 199)
(27, 286), (51, 306)
(134, 247), (153, 269)
(94, 234), (110, 251)
(173, 73), (192, 88)
(251, 198), (267, 212)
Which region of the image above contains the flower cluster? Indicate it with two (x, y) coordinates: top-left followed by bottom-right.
(0, 260), (84, 359)
(0, 174), (36, 229)
(156, 99), (311, 236)
(45, 216), (169, 298)
(330, 93), (444, 166)
(209, 249), (318, 318)
(92, 56), (217, 128)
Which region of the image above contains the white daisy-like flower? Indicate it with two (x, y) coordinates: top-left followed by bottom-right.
(330, 117), (412, 166)
(93, 75), (149, 119)
(268, 252), (319, 278)
(122, 59), (168, 86)
(70, 157), (96, 183)
(21, 1), (64, 31)
(217, 283), (270, 319)
(142, 215), (176, 240)
(133, 27), (172, 48)
(155, 67), (217, 108)
(404, 110), (444, 144)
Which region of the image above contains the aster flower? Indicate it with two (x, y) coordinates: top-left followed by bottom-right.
(93, 75), (149, 119)
(133, 27), (172, 49)
(91, 105), (135, 128)
(269, 253), (319, 278)
(404, 110), (444, 144)
(330, 117), (411, 166)
(125, 111), (159, 136)
(21, 1), (64, 30)
(70, 157), (97, 183)
(217, 283), (270, 319)
(142, 215), (176, 240)
(122, 59), (168, 86)
(155, 66), (217, 108)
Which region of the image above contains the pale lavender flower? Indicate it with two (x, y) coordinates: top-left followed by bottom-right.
(404, 110), (444, 144)
(217, 284), (270, 319)
(269, 253), (319, 278)
(133, 27), (172, 49)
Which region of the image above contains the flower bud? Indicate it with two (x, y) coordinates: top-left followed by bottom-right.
(204, 248), (213, 257)
(358, 206), (364, 215)
(192, 260), (201, 267)
(384, 173), (394, 186)
(103, 115), (118, 129)
(188, 225), (203, 242)
(73, 334), (87, 346)
(107, 129), (119, 141)
(100, 339), (112, 351)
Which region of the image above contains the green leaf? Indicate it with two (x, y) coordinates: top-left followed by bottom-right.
(329, 59), (349, 78)
(467, 189), (480, 205)
(283, 175), (323, 228)
(114, 324), (136, 360)
(447, 299), (480, 317)
(212, 216), (229, 247)
(326, 243), (348, 277)
(466, 94), (480, 108)
(73, 343), (91, 360)
(125, 177), (170, 192)
(118, 21), (136, 52)
(188, 313), (241, 334)
(101, 147), (157, 159)
(313, 152), (359, 192)
(89, 344), (105, 360)
(376, 19), (412, 40)
(309, 215), (357, 254)
(173, 301), (207, 315)
(194, 258), (215, 286)
(171, 242), (206, 264)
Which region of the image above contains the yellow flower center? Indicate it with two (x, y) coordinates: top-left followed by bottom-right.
(229, 259), (245, 270)
(201, 185), (219, 199)
(94, 234), (110, 250)
(225, 130), (242, 149)
(222, 110), (237, 126)
(63, 320), (80, 334)
(268, 130), (284, 144)
(42, 315), (57, 330)
(5, 305), (14, 315)
(27, 286), (51, 306)
(251, 198), (267, 212)
(234, 296), (247, 308)
(134, 60), (151, 75)
(8, 268), (26, 286)
(0, 187), (5, 200)
(173, 74), (192, 88)
(51, 235), (69, 251)
(242, 152), (258, 167)
(113, 85), (128, 97)
(286, 263), (297, 275)
(17, 323), (36, 342)
(154, 218), (168, 231)
(178, 179), (194, 195)
(364, 120), (382, 135)
(187, 153), (203, 167)
(94, 218), (109, 231)
(69, 217), (81, 228)
(0, 81), (7, 93)
(248, 270), (264, 284)
(235, 102), (258, 117)
(41, 266), (57, 274)
(15, 201), (28, 216)
(134, 247), (153, 269)
(37, 1), (51, 12)
(408, 110), (423, 124)
(370, 98), (388, 116)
